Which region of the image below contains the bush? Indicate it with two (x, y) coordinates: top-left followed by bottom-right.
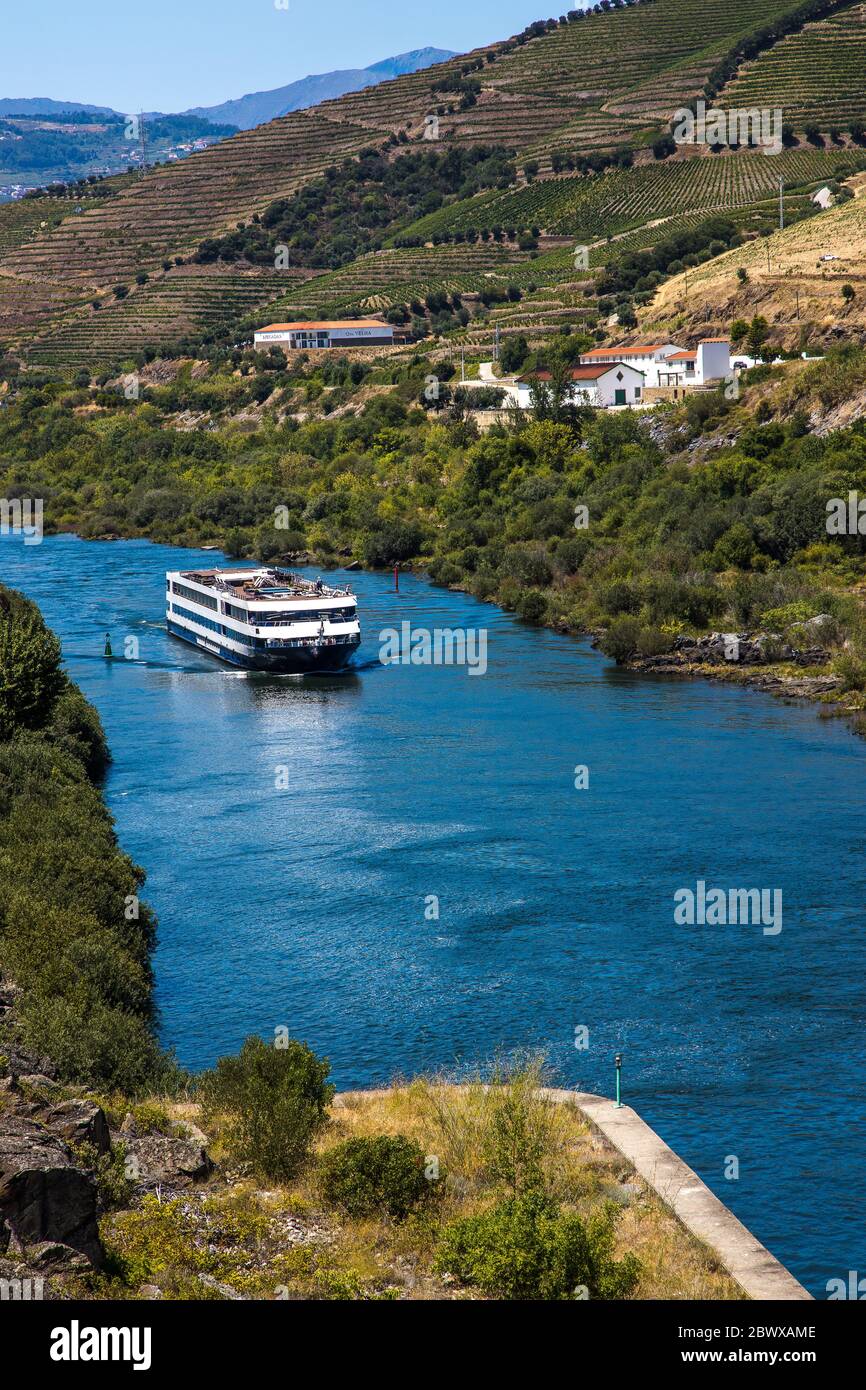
(598, 616), (641, 663)
(200, 1035), (333, 1181)
(361, 520), (424, 568)
(636, 626), (675, 657)
(833, 650), (866, 693)
(0, 613), (63, 739)
(435, 1192), (640, 1300)
(319, 1135), (439, 1219)
(516, 590), (547, 623)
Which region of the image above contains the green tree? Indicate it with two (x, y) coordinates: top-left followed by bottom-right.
(436, 1192), (641, 1300)
(747, 315), (770, 359)
(200, 1035), (333, 1181)
(0, 613), (63, 739)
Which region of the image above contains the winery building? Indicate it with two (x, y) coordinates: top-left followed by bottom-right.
(515, 362), (645, 409)
(254, 320), (394, 350)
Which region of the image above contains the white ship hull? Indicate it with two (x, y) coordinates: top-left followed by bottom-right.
(165, 565), (361, 673)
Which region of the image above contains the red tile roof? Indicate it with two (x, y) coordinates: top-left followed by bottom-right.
(581, 343), (674, 358)
(520, 363), (639, 382)
(256, 320), (388, 332)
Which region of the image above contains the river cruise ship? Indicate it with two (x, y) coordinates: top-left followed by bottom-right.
(166, 566), (361, 673)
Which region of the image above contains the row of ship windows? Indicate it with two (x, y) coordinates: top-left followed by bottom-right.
(170, 604), (269, 649)
(170, 605), (358, 651)
(171, 582), (219, 611)
(168, 584), (354, 626)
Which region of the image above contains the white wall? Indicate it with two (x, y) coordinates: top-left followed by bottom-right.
(696, 341), (731, 383)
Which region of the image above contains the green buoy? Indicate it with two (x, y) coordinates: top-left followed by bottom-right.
(104, 633), (113, 658)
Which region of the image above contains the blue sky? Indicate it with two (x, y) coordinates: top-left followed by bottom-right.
(0, 0), (552, 113)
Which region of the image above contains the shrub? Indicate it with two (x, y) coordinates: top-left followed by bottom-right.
(598, 616), (641, 663)
(760, 601), (819, 631)
(501, 545), (554, 589)
(516, 590), (547, 623)
(0, 613), (63, 739)
(833, 650), (866, 693)
(319, 1135), (439, 1220)
(636, 626), (675, 658)
(200, 1035), (333, 1181)
(361, 520), (424, 568)
(435, 1192), (640, 1300)
(480, 1066), (557, 1196)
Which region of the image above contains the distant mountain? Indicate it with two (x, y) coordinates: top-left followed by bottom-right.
(0, 97), (118, 118)
(181, 48), (456, 131)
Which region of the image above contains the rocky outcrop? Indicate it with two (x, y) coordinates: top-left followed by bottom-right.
(43, 1100), (112, 1156)
(669, 630), (830, 668)
(121, 1135), (214, 1190)
(0, 1116), (103, 1268)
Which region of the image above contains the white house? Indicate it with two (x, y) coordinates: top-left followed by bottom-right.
(656, 338), (731, 386)
(811, 186), (834, 210)
(579, 338), (730, 388)
(516, 362), (645, 409)
(254, 319), (394, 350)
(577, 343), (681, 387)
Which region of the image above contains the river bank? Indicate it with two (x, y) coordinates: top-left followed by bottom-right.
(1, 532), (864, 1296)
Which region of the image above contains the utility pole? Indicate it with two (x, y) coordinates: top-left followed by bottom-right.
(779, 175), (784, 231)
(766, 240), (771, 275)
(795, 288), (800, 320)
(138, 111), (148, 177)
(461, 346), (465, 384)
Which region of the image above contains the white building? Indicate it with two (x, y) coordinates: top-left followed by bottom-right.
(578, 338), (730, 388)
(516, 362), (646, 409)
(254, 319), (394, 350)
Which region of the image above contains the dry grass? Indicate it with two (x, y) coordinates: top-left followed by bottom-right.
(155, 1069), (747, 1299)
(296, 1073), (745, 1300)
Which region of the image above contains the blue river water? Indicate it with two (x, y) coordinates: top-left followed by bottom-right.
(2, 532), (865, 1296)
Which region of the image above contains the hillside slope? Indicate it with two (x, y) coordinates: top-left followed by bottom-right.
(0, 0), (855, 366)
(644, 175), (866, 347)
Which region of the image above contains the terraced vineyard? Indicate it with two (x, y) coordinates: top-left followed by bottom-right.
(398, 148), (866, 243)
(0, 197), (102, 255)
(23, 267), (312, 368)
(0, 0), (856, 367)
(259, 244), (532, 319)
(0, 110), (390, 293)
(330, 0), (810, 161)
(646, 182), (866, 346)
(718, 3), (866, 128)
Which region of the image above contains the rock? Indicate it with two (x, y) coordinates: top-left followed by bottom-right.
(25, 1240), (93, 1273)
(0, 1116), (102, 1267)
(197, 1272), (245, 1300)
(797, 612), (833, 632)
(43, 1101), (112, 1157)
(6, 1048), (58, 1082)
(139, 1284), (163, 1300)
(123, 1136), (214, 1189)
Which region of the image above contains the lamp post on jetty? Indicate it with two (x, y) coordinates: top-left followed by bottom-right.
(615, 1053), (623, 1108)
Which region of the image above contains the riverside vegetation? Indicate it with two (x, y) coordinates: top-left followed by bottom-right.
(0, 590), (744, 1298)
(3, 340), (866, 715)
